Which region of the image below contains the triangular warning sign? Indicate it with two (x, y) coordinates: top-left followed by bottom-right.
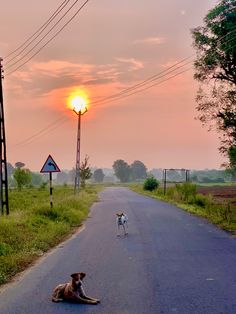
(40, 155), (61, 173)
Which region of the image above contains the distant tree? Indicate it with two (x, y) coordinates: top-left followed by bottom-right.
(7, 163), (14, 176)
(112, 159), (131, 182)
(93, 169), (105, 183)
(56, 171), (69, 185)
(15, 162), (25, 169)
(80, 155), (92, 188)
(130, 160), (147, 181)
(191, 0), (236, 166)
(68, 168), (76, 184)
(13, 168), (32, 190)
(31, 172), (44, 186)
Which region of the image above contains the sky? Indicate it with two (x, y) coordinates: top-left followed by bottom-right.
(0, 0), (224, 172)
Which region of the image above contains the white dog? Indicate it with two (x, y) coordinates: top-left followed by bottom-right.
(116, 212), (128, 236)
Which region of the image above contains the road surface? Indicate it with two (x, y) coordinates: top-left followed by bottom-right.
(0, 187), (235, 314)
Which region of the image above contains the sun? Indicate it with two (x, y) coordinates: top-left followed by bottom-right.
(67, 89), (89, 114)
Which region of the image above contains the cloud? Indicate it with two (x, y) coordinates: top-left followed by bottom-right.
(7, 59), (135, 97)
(134, 37), (166, 45)
(115, 57), (144, 71)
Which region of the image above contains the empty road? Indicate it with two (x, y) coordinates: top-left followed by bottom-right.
(0, 187), (235, 314)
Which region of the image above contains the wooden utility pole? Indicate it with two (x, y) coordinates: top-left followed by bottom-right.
(0, 58), (9, 214)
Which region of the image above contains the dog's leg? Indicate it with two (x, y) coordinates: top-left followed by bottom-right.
(117, 224), (121, 237)
(80, 294), (100, 303)
(70, 292), (98, 304)
(52, 285), (64, 302)
(122, 224), (126, 235)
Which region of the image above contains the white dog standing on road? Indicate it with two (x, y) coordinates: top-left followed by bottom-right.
(116, 212), (128, 236)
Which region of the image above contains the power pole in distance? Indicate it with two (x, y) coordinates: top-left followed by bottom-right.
(0, 58), (9, 215)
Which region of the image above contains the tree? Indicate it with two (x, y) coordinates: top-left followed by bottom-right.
(31, 172), (44, 186)
(112, 159), (131, 182)
(7, 163), (14, 176)
(56, 171), (69, 185)
(13, 168), (32, 190)
(80, 155), (92, 188)
(15, 162), (25, 169)
(192, 0), (236, 166)
(130, 160), (147, 181)
(226, 145), (236, 180)
(93, 169), (105, 183)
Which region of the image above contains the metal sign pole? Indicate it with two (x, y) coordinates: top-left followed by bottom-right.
(49, 172), (53, 208)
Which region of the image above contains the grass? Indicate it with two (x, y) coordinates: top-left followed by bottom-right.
(130, 183), (236, 234)
(0, 184), (104, 285)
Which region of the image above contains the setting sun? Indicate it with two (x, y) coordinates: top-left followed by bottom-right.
(67, 89), (89, 114)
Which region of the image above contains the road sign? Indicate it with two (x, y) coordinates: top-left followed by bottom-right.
(40, 155), (60, 173)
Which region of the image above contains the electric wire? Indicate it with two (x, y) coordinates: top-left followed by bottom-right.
(7, 23), (236, 149)
(5, 0), (90, 75)
(5, 0), (81, 70)
(9, 33), (236, 150)
(4, 0), (71, 61)
(8, 116), (69, 150)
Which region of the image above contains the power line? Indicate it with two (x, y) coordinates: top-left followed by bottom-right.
(6, 21), (236, 148)
(5, 0), (80, 69)
(8, 116), (69, 150)
(8, 33), (236, 149)
(5, 0), (90, 75)
(4, 0), (71, 60)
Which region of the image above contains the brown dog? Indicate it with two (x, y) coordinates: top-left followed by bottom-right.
(52, 272), (100, 305)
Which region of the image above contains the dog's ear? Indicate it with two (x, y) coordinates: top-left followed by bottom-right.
(79, 272), (86, 280)
(71, 273), (79, 280)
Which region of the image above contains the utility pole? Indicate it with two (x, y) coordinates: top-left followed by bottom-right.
(74, 111), (81, 193)
(0, 58), (9, 214)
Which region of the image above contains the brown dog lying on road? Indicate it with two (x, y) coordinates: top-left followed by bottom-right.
(52, 272), (100, 305)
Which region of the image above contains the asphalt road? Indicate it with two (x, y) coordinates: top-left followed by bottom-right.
(0, 187), (235, 314)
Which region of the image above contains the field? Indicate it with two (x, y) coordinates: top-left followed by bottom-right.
(0, 185), (103, 285)
(197, 185), (236, 204)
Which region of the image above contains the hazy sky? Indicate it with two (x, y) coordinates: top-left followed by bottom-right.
(0, 0), (223, 172)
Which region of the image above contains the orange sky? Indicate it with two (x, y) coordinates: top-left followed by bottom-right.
(1, 0), (224, 172)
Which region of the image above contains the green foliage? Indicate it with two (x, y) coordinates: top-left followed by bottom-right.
(130, 160), (147, 181)
(175, 183), (197, 202)
(0, 185), (100, 285)
(143, 176), (159, 191)
(113, 159), (131, 183)
(93, 168), (105, 183)
(194, 194), (209, 207)
(130, 183), (236, 233)
(13, 168), (32, 191)
(192, 0), (236, 160)
(80, 155), (92, 188)
(31, 172), (44, 186)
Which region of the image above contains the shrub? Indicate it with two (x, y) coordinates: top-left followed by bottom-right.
(143, 177), (159, 191)
(176, 183), (197, 203)
(194, 194), (209, 207)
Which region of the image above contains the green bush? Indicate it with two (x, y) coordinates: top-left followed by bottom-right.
(176, 183), (197, 202)
(143, 177), (159, 191)
(194, 193), (209, 207)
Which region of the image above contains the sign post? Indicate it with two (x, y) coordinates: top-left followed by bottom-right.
(40, 155), (60, 208)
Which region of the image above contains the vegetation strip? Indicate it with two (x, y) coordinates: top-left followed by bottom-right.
(0, 185), (103, 285)
(130, 182), (236, 234)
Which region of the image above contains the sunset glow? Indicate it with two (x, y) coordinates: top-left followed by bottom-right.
(67, 90), (89, 114)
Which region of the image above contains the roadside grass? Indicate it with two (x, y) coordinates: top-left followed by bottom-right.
(130, 183), (236, 233)
(0, 184), (103, 285)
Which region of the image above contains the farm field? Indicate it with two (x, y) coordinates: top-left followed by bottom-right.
(197, 185), (236, 204)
